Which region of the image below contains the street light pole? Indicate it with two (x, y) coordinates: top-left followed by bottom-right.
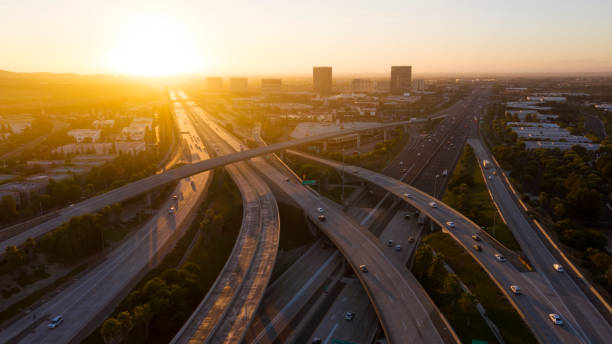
(341, 142), (345, 202)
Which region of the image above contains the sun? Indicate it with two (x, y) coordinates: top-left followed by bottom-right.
(107, 14), (201, 76)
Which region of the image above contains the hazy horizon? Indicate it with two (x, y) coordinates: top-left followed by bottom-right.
(2, 0), (612, 76)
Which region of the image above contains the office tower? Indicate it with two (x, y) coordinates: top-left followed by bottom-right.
(412, 79), (426, 91)
(390, 66), (412, 95)
(313, 66), (332, 94)
(261, 78), (282, 94)
(206, 77), (223, 90)
(230, 77), (248, 92)
(351, 79), (374, 93)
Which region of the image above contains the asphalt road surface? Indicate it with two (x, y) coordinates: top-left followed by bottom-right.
(289, 150), (612, 344)
(170, 92), (280, 344)
(469, 137), (612, 344)
(0, 96), (212, 344)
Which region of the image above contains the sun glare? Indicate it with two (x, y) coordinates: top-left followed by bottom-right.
(107, 15), (201, 76)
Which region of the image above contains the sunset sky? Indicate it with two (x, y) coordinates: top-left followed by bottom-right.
(1, 0), (611, 76)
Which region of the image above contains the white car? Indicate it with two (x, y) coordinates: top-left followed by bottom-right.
(549, 313), (563, 325)
(395, 244), (402, 251)
(488, 175), (493, 180)
(403, 193), (412, 198)
(429, 201), (438, 208)
(317, 207), (324, 213)
(494, 253), (506, 262)
(510, 285), (521, 295)
(168, 207), (175, 215)
(553, 264), (564, 272)
(446, 221), (455, 228)
(48, 315), (63, 329)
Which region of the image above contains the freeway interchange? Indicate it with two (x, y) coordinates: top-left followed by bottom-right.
(0, 88), (610, 343)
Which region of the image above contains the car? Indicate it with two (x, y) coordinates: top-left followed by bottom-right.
(473, 244), (482, 252)
(395, 244), (402, 251)
(510, 285), (521, 295)
(171, 195), (178, 200)
(429, 201), (438, 208)
(494, 253), (506, 262)
(344, 312), (355, 321)
(312, 338), (322, 344)
(488, 175), (493, 180)
(285, 177), (290, 182)
(408, 237), (415, 243)
(386, 239), (394, 247)
(471, 234), (481, 241)
(48, 315), (63, 329)
(401, 168), (408, 173)
(359, 265), (368, 273)
(353, 170), (359, 174)
(404, 214), (411, 220)
(168, 207), (175, 215)
(549, 313), (563, 325)
(492, 171), (497, 175)
(317, 207), (324, 213)
(403, 193), (412, 198)
(553, 264), (564, 272)
(415, 210), (420, 216)
(446, 221), (455, 228)
(317, 215), (326, 222)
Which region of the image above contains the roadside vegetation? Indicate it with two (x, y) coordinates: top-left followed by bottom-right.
(419, 233), (537, 344)
(482, 103), (612, 294)
(443, 145), (521, 250)
(86, 168), (243, 344)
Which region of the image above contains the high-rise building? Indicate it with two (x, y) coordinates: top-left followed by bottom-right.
(390, 66), (412, 95)
(206, 77), (223, 90)
(230, 77), (248, 92)
(261, 78), (282, 94)
(313, 66), (332, 94)
(351, 79), (373, 93)
(412, 79), (425, 92)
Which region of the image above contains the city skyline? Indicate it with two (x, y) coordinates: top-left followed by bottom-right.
(1, 0), (612, 76)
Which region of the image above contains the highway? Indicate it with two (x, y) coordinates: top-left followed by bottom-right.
(179, 95), (455, 343)
(0, 118), (416, 255)
(302, 89), (489, 342)
(0, 96), (212, 344)
(170, 92), (280, 344)
(469, 137), (612, 344)
(248, 153), (455, 343)
(288, 149), (612, 344)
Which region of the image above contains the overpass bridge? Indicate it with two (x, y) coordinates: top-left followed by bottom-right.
(288, 149), (612, 344)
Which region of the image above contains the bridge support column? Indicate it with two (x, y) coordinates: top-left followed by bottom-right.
(383, 129), (389, 141)
(404, 125), (409, 133)
(322, 141), (327, 152)
(356, 135), (361, 149)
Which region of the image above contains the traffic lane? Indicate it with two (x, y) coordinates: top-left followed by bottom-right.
(288, 153), (580, 344)
(3, 170), (210, 343)
(309, 280), (378, 344)
(255, 159), (446, 343)
(470, 140), (612, 343)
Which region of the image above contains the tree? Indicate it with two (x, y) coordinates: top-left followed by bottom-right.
(413, 245), (433, 280)
(101, 318), (123, 344)
(116, 311), (134, 337)
(443, 274), (462, 298)
(458, 292), (476, 313)
(23, 237), (36, 262)
(133, 304), (153, 339)
(565, 187), (601, 220)
(427, 254), (447, 286)
(5, 245), (25, 275)
(605, 266), (612, 288)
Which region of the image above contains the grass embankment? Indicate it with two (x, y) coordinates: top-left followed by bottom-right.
(443, 145), (521, 250)
(424, 233), (537, 344)
(84, 168), (243, 344)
